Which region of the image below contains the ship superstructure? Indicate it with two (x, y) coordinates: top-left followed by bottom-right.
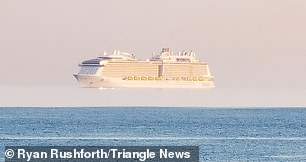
(73, 48), (215, 88)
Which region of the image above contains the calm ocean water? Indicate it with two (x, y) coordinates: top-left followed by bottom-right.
(1, 107), (306, 161)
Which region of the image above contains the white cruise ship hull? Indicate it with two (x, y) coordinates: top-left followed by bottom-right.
(74, 75), (215, 89)
(74, 48), (215, 89)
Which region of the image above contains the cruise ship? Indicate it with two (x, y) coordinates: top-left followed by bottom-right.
(73, 48), (215, 88)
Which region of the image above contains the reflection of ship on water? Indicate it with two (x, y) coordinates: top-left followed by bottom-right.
(74, 48), (215, 88)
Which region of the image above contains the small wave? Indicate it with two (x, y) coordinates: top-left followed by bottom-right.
(266, 155), (306, 159)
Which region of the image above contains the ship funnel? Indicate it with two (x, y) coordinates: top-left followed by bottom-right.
(162, 48), (170, 52)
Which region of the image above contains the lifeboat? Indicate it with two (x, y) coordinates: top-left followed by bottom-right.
(155, 77), (162, 80)
(141, 76), (148, 80)
(134, 76), (140, 80)
(198, 77), (204, 81)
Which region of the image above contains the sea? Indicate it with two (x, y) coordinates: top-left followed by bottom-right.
(1, 107), (306, 161)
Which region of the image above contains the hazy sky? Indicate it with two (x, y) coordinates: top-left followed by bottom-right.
(0, 0), (305, 107)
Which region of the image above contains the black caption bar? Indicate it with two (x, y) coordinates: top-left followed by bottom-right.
(5, 146), (199, 162)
